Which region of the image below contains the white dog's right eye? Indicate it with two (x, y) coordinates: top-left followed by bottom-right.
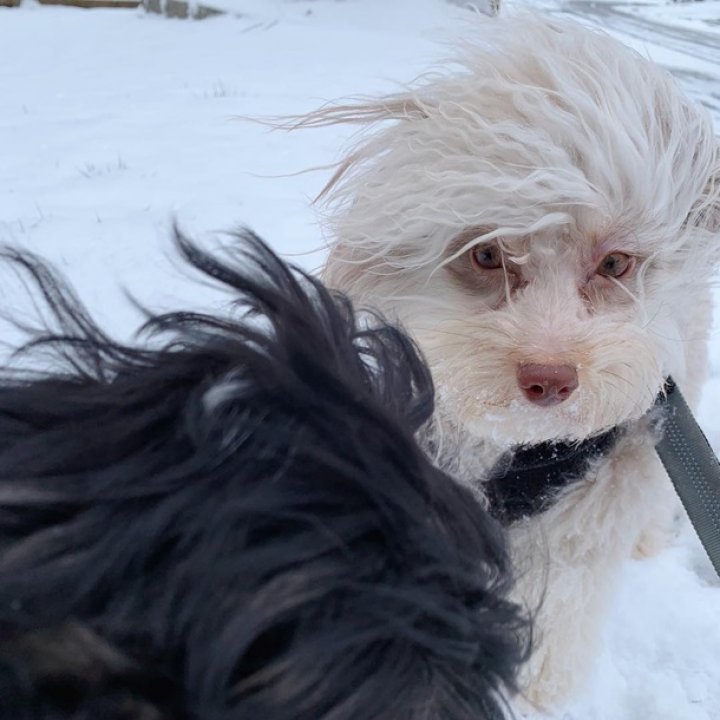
(596, 252), (635, 279)
(471, 244), (503, 270)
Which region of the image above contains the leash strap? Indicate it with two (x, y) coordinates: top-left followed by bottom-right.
(655, 378), (720, 577)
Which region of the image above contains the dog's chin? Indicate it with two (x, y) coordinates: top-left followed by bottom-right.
(439, 383), (660, 448)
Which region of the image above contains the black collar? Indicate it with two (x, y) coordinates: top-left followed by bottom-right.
(483, 380), (678, 525)
(485, 424), (625, 525)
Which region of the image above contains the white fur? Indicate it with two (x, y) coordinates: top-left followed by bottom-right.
(307, 13), (720, 711)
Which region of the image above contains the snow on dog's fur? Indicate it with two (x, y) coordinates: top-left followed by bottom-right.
(297, 14), (720, 709)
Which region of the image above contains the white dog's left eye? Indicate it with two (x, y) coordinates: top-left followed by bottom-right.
(596, 252), (635, 279)
(471, 244), (503, 270)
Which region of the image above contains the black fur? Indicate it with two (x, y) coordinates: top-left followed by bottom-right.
(0, 230), (529, 720)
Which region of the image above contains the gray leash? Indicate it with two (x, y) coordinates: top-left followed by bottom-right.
(654, 378), (720, 577)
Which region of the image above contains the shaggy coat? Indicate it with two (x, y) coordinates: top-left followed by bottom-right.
(304, 14), (720, 708)
(0, 232), (529, 720)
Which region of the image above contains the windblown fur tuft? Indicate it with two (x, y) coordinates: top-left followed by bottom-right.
(0, 230), (529, 720)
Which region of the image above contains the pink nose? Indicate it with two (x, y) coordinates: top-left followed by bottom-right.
(517, 363), (578, 407)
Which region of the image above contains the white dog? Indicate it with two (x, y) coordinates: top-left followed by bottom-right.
(298, 13), (720, 710)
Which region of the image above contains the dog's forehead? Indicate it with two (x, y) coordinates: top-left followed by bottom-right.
(369, 95), (705, 259)
(391, 24), (713, 237)
(483, 227), (599, 264)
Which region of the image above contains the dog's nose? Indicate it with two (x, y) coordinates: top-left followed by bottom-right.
(516, 363), (578, 407)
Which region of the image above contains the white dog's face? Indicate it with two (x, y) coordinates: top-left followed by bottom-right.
(398, 229), (669, 445)
(316, 15), (720, 447)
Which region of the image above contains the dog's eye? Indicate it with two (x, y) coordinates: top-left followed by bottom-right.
(596, 252), (634, 278)
(471, 244), (503, 270)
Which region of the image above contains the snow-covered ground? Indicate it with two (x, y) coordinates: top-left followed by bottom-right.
(1, 0), (719, 718)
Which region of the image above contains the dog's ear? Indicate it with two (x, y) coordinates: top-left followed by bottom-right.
(296, 97), (431, 297)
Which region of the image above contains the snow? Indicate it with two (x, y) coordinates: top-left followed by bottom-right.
(1, 0), (719, 717)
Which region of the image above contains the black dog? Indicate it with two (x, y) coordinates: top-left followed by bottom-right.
(0, 231), (529, 720)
